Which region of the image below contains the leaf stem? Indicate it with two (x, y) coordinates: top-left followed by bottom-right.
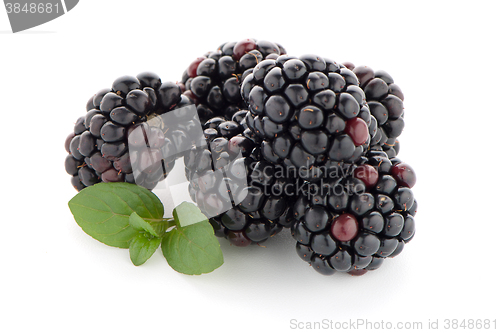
(143, 217), (176, 229)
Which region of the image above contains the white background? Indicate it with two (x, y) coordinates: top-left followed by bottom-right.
(1, 1), (499, 332)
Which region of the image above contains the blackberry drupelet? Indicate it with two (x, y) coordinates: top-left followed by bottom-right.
(240, 54), (378, 182)
(65, 72), (196, 191)
(185, 111), (300, 246)
(351, 64), (405, 158)
(291, 150), (417, 275)
(181, 39), (286, 123)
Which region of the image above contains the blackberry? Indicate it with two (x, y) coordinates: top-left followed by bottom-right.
(185, 112), (300, 246)
(291, 151), (417, 275)
(240, 54), (376, 182)
(65, 72), (197, 191)
(351, 64), (405, 158)
(181, 39), (286, 122)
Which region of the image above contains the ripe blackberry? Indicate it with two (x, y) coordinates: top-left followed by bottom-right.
(240, 54), (377, 181)
(181, 39), (286, 123)
(65, 72), (197, 191)
(351, 64), (405, 158)
(291, 151), (417, 275)
(185, 112), (299, 246)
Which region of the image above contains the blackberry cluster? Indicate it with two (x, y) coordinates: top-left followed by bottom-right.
(65, 39), (418, 276)
(181, 39), (286, 122)
(291, 151), (417, 276)
(64, 72), (196, 191)
(185, 111), (299, 246)
(240, 54), (377, 182)
(348, 63), (405, 158)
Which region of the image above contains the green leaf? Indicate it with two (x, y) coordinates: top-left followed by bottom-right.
(68, 183), (164, 248)
(129, 233), (161, 266)
(173, 201), (208, 228)
(161, 221), (223, 275)
(129, 212), (160, 237)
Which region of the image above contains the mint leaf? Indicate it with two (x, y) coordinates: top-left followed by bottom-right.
(129, 233), (161, 266)
(68, 183), (164, 248)
(173, 201), (208, 228)
(161, 221), (223, 275)
(129, 212), (160, 237)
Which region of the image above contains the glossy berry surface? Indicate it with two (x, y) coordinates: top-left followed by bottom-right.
(65, 72), (194, 191)
(185, 111), (300, 246)
(344, 117), (369, 146)
(354, 164), (379, 189)
(241, 54), (373, 181)
(290, 151), (418, 276)
(391, 162), (417, 188)
(331, 213), (358, 242)
(350, 63), (406, 156)
(182, 39), (286, 122)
